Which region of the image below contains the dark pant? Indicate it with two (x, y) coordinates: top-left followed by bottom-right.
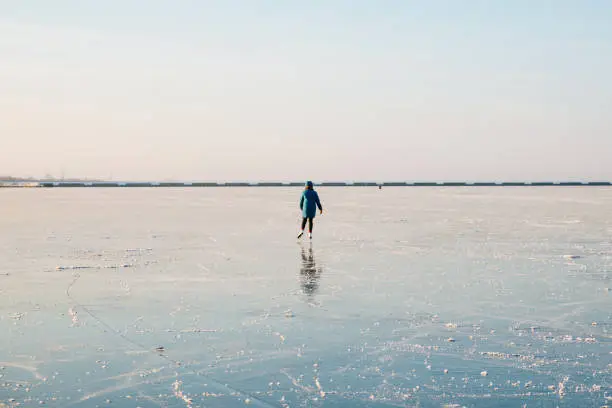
(301, 217), (314, 232)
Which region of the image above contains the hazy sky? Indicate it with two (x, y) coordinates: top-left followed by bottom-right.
(1, 1), (611, 181)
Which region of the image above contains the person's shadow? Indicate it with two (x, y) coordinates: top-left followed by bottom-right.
(300, 244), (322, 300)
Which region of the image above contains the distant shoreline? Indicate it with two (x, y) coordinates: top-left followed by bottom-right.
(1, 180), (610, 188)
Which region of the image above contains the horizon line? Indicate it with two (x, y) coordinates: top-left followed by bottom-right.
(2, 180), (611, 188)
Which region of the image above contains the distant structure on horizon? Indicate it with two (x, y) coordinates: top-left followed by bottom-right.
(0, 175), (101, 182)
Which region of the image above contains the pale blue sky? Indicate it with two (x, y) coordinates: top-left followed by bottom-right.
(1, 1), (611, 181)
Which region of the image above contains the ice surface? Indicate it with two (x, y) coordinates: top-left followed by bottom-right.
(0, 187), (610, 407)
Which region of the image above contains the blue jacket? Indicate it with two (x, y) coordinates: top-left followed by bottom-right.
(300, 189), (322, 218)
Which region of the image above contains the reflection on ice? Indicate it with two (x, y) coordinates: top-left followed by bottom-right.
(299, 244), (322, 300)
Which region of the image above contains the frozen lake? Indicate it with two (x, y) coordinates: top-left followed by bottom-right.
(1, 187), (610, 407)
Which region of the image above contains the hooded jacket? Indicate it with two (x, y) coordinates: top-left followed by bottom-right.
(300, 181), (322, 218)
